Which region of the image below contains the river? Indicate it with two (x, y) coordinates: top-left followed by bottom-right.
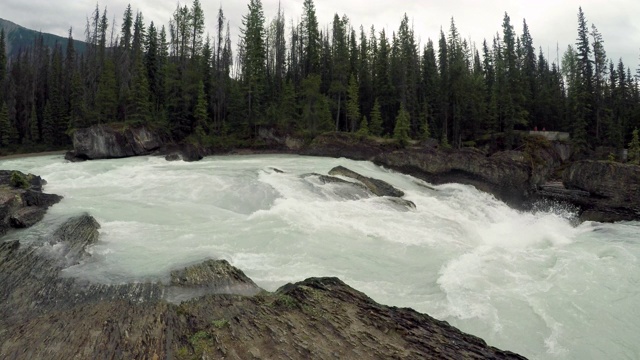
(1, 154), (639, 359)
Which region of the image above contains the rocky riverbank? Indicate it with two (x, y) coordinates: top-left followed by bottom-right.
(0, 170), (62, 236)
(0, 212), (526, 359)
(63, 125), (640, 222)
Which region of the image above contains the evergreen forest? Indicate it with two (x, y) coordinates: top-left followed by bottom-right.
(0, 0), (639, 155)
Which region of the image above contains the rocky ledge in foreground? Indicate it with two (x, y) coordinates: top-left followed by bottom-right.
(0, 170), (62, 235)
(0, 214), (525, 359)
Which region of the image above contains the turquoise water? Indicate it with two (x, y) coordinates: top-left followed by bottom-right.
(2, 154), (639, 359)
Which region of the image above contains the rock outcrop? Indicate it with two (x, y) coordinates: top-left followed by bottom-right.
(329, 165), (405, 197)
(164, 143), (205, 162)
(66, 124), (163, 160)
(0, 212), (525, 359)
(304, 133), (561, 209)
(0, 170), (62, 235)
(556, 160), (640, 222)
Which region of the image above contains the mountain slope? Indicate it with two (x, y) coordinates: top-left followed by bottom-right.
(0, 18), (86, 58)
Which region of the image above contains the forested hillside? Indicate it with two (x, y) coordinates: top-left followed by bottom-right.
(0, 0), (639, 156)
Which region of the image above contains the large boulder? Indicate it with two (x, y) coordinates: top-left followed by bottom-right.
(329, 165), (405, 197)
(560, 160), (640, 221)
(68, 124), (163, 160)
(0, 170), (62, 236)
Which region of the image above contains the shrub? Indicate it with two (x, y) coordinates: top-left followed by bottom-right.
(10, 171), (30, 189)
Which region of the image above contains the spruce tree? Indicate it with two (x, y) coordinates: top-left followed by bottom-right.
(393, 104), (411, 146)
(193, 80), (208, 137)
(357, 116), (369, 137)
(369, 98), (383, 137)
(0, 102), (9, 147)
(629, 128), (640, 164)
(346, 74), (360, 132)
(127, 59), (152, 126)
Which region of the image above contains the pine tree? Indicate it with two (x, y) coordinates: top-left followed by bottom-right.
(346, 74), (360, 132)
(193, 80), (208, 137)
(127, 59), (152, 125)
(420, 104), (431, 140)
(393, 104), (411, 146)
(301, 0), (321, 76)
(369, 98), (383, 137)
(29, 104), (39, 143)
(0, 101), (10, 147)
(0, 28), (6, 92)
(357, 116), (369, 137)
(95, 60), (118, 124)
(629, 128), (640, 164)
(240, 0), (267, 134)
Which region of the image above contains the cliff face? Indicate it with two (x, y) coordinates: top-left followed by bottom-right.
(66, 125), (163, 160)
(561, 160), (640, 221)
(305, 133), (559, 209)
(0, 213), (527, 359)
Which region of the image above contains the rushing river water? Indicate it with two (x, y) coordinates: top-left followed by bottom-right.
(1, 154), (639, 359)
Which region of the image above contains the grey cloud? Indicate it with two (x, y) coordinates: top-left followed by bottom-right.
(0, 0), (638, 67)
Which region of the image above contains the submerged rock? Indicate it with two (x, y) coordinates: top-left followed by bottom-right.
(329, 165), (405, 197)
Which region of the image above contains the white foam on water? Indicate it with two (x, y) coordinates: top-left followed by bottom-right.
(2, 154), (640, 359)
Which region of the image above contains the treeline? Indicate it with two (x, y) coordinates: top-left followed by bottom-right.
(0, 0), (639, 154)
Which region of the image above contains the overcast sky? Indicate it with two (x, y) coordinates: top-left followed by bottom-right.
(1, 0), (639, 68)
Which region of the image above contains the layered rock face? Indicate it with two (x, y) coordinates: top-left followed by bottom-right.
(66, 125), (163, 160)
(0, 170), (62, 235)
(305, 133), (559, 208)
(561, 161), (640, 221)
(0, 212), (526, 359)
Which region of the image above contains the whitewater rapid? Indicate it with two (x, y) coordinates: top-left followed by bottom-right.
(1, 154), (639, 359)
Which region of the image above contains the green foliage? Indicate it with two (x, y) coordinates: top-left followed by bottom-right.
(629, 128), (640, 165)
(393, 104), (411, 146)
(0, 101), (10, 147)
(346, 74), (360, 132)
(357, 116), (369, 137)
(272, 294), (297, 308)
(369, 98), (383, 137)
(10, 171), (30, 189)
(3, 2), (640, 157)
(211, 319), (229, 329)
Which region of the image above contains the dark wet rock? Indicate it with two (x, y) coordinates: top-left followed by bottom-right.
(173, 277), (526, 360)
(0, 170), (62, 236)
(303, 132), (400, 160)
(550, 160), (640, 222)
(375, 147), (538, 208)
(0, 213), (526, 359)
(329, 165), (405, 197)
(49, 214), (101, 264)
(69, 124), (163, 160)
(9, 206), (46, 228)
(170, 259), (261, 294)
(257, 127), (305, 151)
(165, 152), (181, 161)
(305, 133), (560, 210)
(163, 143), (205, 162)
(269, 167), (285, 173)
(386, 197), (417, 210)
